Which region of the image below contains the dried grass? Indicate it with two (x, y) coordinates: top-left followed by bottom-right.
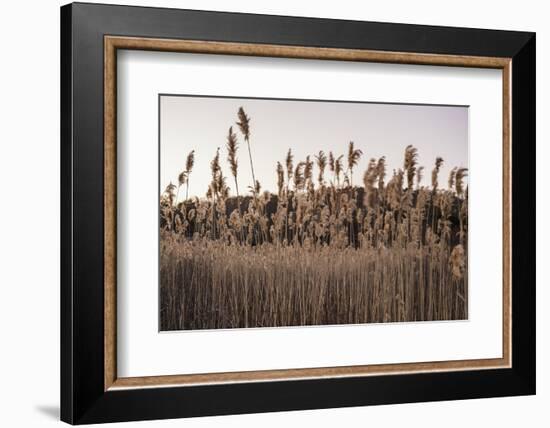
(160, 108), (468, 331)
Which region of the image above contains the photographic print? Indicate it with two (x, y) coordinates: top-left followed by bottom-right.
(159, 95), (469, 331)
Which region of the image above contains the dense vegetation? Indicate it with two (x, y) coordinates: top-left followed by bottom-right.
(160, 108), (468, 331)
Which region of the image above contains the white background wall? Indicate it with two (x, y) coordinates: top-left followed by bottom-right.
(0, 0), (545, 426)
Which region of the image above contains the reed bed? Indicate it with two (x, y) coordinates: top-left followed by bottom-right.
(160, 107), (468, 331)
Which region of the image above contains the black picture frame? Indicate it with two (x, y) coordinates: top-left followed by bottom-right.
(61, 2), (535, 424)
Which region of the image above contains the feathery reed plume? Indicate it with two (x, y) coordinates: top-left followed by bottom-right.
(236, 107), (256, 196)
(276, 161), (285, 197)
(164, 182), (176, 207)
(226, 127), (238, 178)
(315, 150), (327, 186)
(376, 156), (386, 190)
(431, 157), (444, 190)
(455, 167), (468, 197)
(329, 152), (335, 172)
(347, 141), (363, 186)
(395, 168), (404, 191)
(226, 127), (240, 202)
(236, 107), (250, 139)
(404, 145), (418, 190)
(186, 150), (195, 174)
(363, 158), (378, 209)
(335, 155), (344, 188)
(210, 148), (221, 198)
(178, 171), (187, 187)
(293, 161), (305, 191)
(285, 148), (294, 190)
(248, 179), (261, 195)
(176, 171), (186, 206)
(448, 167), (457, 190)
(304, 155), (313, 188)
(184, 150), (195, 200)
(210, 147), (221, 176)
(217, 171), (229, 199)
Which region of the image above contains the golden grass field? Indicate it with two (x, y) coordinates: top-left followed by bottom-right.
(160, 108), (468, 331)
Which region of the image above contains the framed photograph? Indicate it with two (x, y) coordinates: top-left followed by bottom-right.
(61, 2), (535, 424)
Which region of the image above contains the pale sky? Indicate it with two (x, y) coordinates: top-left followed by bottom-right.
(160, 95), (468, 200)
